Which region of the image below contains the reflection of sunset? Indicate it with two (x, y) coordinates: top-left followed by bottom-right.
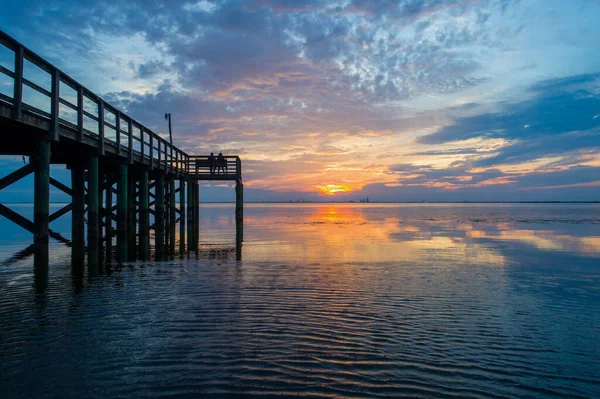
(223, 204), (600, 266)
(317, 184), (353, 195)
(198, 204), (600, 269)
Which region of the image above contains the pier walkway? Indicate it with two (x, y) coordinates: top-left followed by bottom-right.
(0, 30), (243, 274)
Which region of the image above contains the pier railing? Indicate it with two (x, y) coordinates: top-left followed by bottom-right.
(0, 30), (189, 175)
(187, 155), (242, 182)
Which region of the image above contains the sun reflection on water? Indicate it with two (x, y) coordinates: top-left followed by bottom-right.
(208, 204), (600, 266)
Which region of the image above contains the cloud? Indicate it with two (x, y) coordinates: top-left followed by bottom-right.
(420, 74), (600, 144)
(1, 0), (600, 201)
(418, 73), (600, 168)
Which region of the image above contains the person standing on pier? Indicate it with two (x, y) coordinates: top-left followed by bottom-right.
(209, 152), (215, 175)
(217, 153), (226, 174)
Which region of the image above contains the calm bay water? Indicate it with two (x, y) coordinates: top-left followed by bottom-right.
(1, 203), (599, 398)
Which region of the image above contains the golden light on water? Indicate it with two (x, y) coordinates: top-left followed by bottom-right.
(317, 184), (353, 195)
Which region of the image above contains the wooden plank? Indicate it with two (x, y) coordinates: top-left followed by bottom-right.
(49, 229), (71, 246)
(0, 164), (34, 191)
(23, 78), (51, 97)
(49, 177), (72, 196)
(59, 98), (77, 111)
(0, 64), (15, 78)
(49, 203), (72, 223)
(0, 203), (35, 233)
(82, 109), (97, 121)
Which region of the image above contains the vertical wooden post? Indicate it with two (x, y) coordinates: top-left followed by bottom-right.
(139, 170), (149, 260)
(117, 164), (128, 262)
(87, 155), (99, 270)
(33, 139), (51, 246)
(127, 172), (137, 261)
(179, 179), (186, 254)
(155, 174), (165, 260)
(115, 111), (121, 155)
(98, 100), (105, 155)
(50, 69), (60, 141)
(236, 214), (243, 261)
(33, 139), (51, 283)
(12, 45), (23, 120)
(169, 177), (176, 255)
(71, 162), (86, 268)
(191, 182), (199, 251)
(186, 178), (193, 251)
(98, 171), (104, 260)
(235, 181), (243, 218)
(77, 87), (84, 141)
(163, 180), (171, 252)
(105, 172), (113, 262)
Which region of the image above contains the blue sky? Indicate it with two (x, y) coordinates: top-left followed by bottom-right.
(1, 0), (599, 202)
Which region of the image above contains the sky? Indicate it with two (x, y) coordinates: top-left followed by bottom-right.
(1, 0), (600, 202)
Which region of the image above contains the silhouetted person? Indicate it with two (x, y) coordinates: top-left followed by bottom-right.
(217, 152), (226, 174)
(209, 152), (215, 175)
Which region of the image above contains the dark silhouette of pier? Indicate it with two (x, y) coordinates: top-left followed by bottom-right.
(0, 30), (243, 277)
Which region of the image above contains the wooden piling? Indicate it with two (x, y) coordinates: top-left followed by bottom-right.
(104, 172), (113, 262)
(169, 177), (176, 255)
(33, 139), (50, 277)
(165, 179), (170, 251)
(187, 178), (193, 251)
(87, 156), (99, 270)
(155, 174), (165, 260)
(117, 163), (128, 262)
(179, 179), (186, 254)
(236, 214), (243, 261)
(235, 181), (243, 218)
(71, 162), (86, 268)
(193, 182), (199, 250)
(127, 172), (137, 261)
(139, 170), (149, 260)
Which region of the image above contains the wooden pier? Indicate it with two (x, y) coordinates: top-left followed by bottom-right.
(0, 30), (243, 272)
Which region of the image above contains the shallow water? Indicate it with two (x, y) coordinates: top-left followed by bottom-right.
(1, 203), (599, 398)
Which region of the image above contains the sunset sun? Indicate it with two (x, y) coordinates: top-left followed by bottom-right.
(317, 184), (353, 195)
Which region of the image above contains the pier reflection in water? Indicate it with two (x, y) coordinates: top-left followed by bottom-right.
(0, 203), (243, 292)
(0, 203), (599, 398)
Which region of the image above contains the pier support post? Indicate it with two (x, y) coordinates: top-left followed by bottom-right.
(33, 139), (51, 285)
(117, 164), (128, 262)
(169, 177), (176, 255)
(87, 156), (99, 271)
(235, 181), (243, 218)
(71, 162), (86, 269)
(98, 172), (105, 262)
(139, 170), (149, 260)
(236, 215), (243, 261)
(193, 182), (199, 250)
(165, 180), (170, 251)
(179, 179), (186, 254)
(155, 174), (165, 260)
(186, 178), (193, 251)
(127, 172), (137, 261)
(104, 172), (113, 262)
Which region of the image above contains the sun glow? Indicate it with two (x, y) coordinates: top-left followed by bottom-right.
(317, 184), (353, 195)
